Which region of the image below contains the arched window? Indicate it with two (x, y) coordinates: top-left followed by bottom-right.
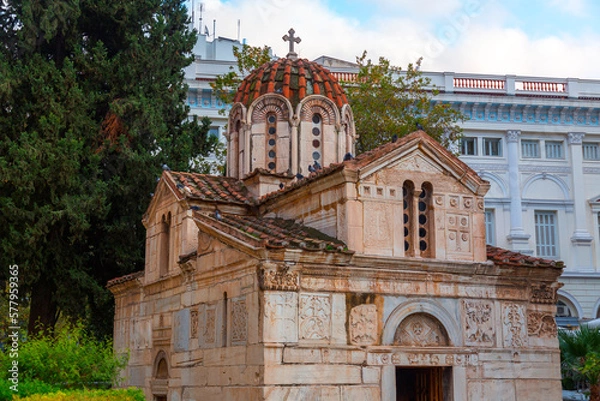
(403, 181), (415, 257)
(418, 182), (434, 258)
(159, 213), (171, 277)
(231, 119), (240, 177)
(311, 113), (323, 164)
(266, 113), (277, 171)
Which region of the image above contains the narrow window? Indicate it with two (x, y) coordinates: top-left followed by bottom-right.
(418, 182), (434, 258)
(403, 181), (415, 257)
(485, 209), (495, 246)
(460, 137), (477, 156)
(483, 138), (502, 156)
(521, 140), (540, 158)
(159, 213), (171, 277)
(222, 292), (228, 347)
(534, 211), (558, 258)
(545, 141), (564, 159)
(266, 113), (277, 171)
(583, 142), (600, 160)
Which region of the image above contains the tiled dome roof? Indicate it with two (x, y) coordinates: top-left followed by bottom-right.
(233, 58), (348, 109)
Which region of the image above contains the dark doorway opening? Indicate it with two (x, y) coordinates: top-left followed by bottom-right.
(154, 397), (167, 401)
(396, 366), (452, 401)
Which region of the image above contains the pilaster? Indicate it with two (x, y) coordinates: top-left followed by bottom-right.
(505, 130), (531, 253)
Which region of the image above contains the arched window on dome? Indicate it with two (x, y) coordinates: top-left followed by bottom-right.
(266, 113), (277, 171)
(310, 113), (323, 166)
(231, 120), (240, 178)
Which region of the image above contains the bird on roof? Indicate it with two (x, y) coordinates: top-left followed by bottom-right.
(308, 164), (316, 173)
(416, 121), (424, 131)
(279, 182), (285, 190)
(214, 209), (222, 220)
(392, 134), (398, 143)
(176, 183), (184, 189)
(162, 163), (171, 171)
(190, 205), (200, 211)
(343, 152), (354, 161)
(313, 160), (321, 170)
(296, 173), (304, 180)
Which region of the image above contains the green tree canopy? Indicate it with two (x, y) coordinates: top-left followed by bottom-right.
(211, 43), (272, 110)
(344, 52), (464, 153)
(559, 325), (600, 401)
(0, 0), (217, 337)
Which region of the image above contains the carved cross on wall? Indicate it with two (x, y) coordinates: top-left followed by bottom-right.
(282, 28), (301, 60)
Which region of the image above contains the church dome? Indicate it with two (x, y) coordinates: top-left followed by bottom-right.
(233, 58), (348, 109)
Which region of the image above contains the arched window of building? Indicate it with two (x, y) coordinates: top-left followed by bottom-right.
(152, 352), (169, 401)
(311, 113), (323, 164)
(232, 119), (241, 177)
(418, 182), (434, 258)
(266, 113), (277, 171)
(159, 213), (171, 277)
(403, 181), (415, 257)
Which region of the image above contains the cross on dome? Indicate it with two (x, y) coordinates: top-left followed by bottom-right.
(282, 28), (301, 60)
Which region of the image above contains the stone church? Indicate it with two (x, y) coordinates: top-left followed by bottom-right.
(109, 32), (565, 401)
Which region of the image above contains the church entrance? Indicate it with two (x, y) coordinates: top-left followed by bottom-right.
(395, 367), (451, 401)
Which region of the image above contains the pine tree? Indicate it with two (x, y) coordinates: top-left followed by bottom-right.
(0, 0), (216, 337)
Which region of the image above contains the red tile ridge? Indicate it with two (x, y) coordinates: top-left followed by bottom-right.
(107, 270), (144, 288)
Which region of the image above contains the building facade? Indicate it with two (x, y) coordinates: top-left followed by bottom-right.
(183, 38), (600, 325)
(110, 39), (565, 400)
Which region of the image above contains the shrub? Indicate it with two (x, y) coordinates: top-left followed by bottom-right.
(12, 388), (145, 401)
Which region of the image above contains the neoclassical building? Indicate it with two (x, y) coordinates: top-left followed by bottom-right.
(110, 33), (564, 401)
(184, 36), (600, 324)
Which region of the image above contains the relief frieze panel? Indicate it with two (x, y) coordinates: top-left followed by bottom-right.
(231, 298), (248, 344)
(462, 300), (495, 347)
(264, 292), (298, 343)
(349, 304), (378, 346)
(299, 293), (331, 342)
(258, 262), (299, 291)
(530, 284), (558, 304)
(527, 311), (558, 338)
(502, 303), (528, 347)
(393, 313), (449, 347)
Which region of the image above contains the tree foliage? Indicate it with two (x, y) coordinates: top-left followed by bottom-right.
(211, 43), (272, 110)
(0, 0), (216, 337)
(344, 51), (464, 153)
(559, 325), (600, 401)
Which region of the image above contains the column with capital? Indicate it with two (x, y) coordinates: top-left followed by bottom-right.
(506, 130), (531, 253)
(568, 132), (593, 270)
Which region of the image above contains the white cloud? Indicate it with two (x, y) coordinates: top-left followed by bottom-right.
(546, 0), (588, 17)
(192, 0), (600, 79)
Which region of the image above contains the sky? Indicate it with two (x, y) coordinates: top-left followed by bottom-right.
(188, 0), (600, 79)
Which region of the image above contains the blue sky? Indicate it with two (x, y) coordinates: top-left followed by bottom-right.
(191, 0), (600, 78)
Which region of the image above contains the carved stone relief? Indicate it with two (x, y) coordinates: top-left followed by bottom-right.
(463, 300), (495, 346)
(527, 311), (558, 338)
(264, 292), (298, 343)
(363, 202), (392, 249)
(190, 310), (199, 339)
(447, 213), (471, 253)
(204, 305), (217, 345)
(231, 298), (248, 343)
(258, 263), (299, 291)
(530, 284), (558, 304)
(393, 313), (449, 347)
(502, 303), (528, 347)
(349, 304), (378, 346)
(299, 293), (331, 341)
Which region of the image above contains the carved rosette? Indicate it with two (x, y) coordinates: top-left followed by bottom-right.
(527, 311), (558, 338)
(502, 303), (528, 347)
(463, 300), (495, 346)
(349, 304), (378, 346)
(258, 262), (299, 291)
(530, 284), (558, 304)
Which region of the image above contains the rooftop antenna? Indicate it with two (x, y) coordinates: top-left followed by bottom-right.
(237, 19), (240, 42)
(213, 19), (216, 41)
(199, 3), (204, 34)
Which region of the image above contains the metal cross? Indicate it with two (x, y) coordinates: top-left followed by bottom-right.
(282, 28), (301, 59)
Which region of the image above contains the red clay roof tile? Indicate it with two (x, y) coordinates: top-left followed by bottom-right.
(486, 245), (564, 269)
(107, 270), (143, 288)
(167, 171), (254, 205)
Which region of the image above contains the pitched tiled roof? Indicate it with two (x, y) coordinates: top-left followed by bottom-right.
(194, 212), (350, 253)
(486, 245), (564, 269)
(233, 58), (348, 108)
(167, 171), (253, 205)
(107, 270), (144, 288)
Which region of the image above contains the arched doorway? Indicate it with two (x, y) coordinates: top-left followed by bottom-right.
(393, 313), (452, 401)
(152, 352), (169, 401)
